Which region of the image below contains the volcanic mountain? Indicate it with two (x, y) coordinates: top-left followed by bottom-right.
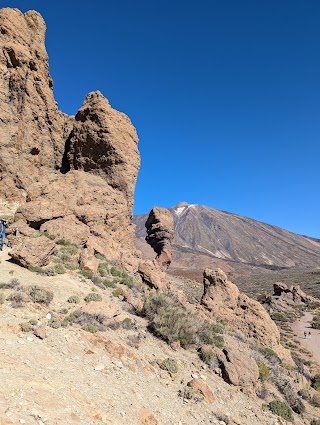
(134, 202), (320, 275)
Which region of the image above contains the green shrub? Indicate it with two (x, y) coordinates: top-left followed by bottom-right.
(79, 270), (93, 280)
(64, 313), (76, 324)
(268, 400), (294, 422)
(7, 291), (25, 307)
(213, 335), (224, 349)
(94, 253), (106, 261)
(257, 362), (270, 382)
(178, 386), (194, 400)
(141, 294), (169, 318)
(311, 419), (320, 425)
(29, 287), (53, 305)
(159, 358), (178, 374)
(67, 295), (80, 304)
(210, 322), (225, 334)
(149, 304), (198, 348)
(112, 288), (124, 298)
(97, 262), (109, 277)
(84, 293), (102, 302)
(82, 323), (98, 333)
(28, 266), (41, 273)
(311, 313), (320, 329)
(102, 279), (116, 288)
(260, 347), (279, 359)
(29, 319), (37, 326)
(271, 312), (288, 322)
(42, 231), (56, 240)
(280, 362), (294, 371)
(110, 266), (123, 277)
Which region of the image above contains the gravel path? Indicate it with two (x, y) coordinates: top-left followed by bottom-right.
(291, 311), (320, 366)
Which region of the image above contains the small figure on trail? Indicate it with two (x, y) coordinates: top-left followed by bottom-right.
(0, 219), (8, 251)
(308, 331), (311, 339)
(13, 227), (19, 237)
(304, 331), (307, 339)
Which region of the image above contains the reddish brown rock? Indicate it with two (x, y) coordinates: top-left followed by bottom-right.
(145, 207), (174, 271)
(201, 269), (289, 358)
(138, 260), (167, 290)
(187, 378), (214, 403)
(0, 8), (140, 268)
(10, 236), (55, 268)
(33, 326), (47, 339)
(215, 347), (259, 388)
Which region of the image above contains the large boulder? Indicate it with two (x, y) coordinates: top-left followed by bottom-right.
(10, 236), (55, 268)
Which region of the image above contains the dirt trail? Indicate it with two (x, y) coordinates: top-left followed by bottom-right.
(291, 312), (320, 365)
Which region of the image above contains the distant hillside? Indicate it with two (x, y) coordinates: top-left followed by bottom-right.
(134, 202), (320, 273)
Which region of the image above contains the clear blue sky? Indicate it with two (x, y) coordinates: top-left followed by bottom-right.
(2, 0), (320, 237)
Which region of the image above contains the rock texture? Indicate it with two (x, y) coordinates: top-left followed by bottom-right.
(0, 8), (140, 268)
(263, 282), (320, 319)
(145, 207), (174, 271)
(200, 269), (289, 359)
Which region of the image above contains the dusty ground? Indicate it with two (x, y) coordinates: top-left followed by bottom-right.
(0, 246), (315, 425)
(291, 312), (320, 366)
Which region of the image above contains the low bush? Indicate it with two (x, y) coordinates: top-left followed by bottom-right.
(257, 362), (270, 382)
(20, 322), (32, 332)
(213, 335), (224, 349)
(260, 347), (279, 360)
(112, 287), (124, 298)
(311, 419), (320, 425)
(159, 358), (178, 374)
(268, 400), (294, 422)
(311, 374), (320, 391)
(68, 295), (80, 304)
(94, 253), (106, 261)
(71, 310), (106, 331)
(102, 279), (116, 288)
(311, 313), (320, 329)
(7, 291), (25, 308)
(312, 392), (320, 407)
(84, 293), (102, 302)
(82, 323), (98, 333)
(53, 263), (66, 274)
(29, 286), (53, 305)
(97, 262), (109, 277)
(178, 386), (194, 400)
(271, 312), (288, 322)
(110, 266), (123, 277)
(198, 345), (219, 368)
(79, 270), (93, 280)
(1, 278), (20, 289)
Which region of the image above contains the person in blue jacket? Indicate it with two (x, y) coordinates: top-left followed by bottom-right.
(0, 219), (8, 251)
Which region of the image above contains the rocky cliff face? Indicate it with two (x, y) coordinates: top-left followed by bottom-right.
(0, 8), (140, 267)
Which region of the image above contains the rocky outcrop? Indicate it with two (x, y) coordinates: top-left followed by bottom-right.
(145, 207), (174, 271)
(0, 8), (140, 268)
(200, 269), (289, 358)
(263, 282), (320, 318)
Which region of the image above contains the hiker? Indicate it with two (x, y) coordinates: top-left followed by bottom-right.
(308, 331), (311, 339)
(304, 331), (307, 339)
(0, 219), (8, 251)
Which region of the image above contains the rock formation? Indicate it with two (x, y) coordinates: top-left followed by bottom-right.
(263, 282), (320, 318)
(0, 8), (140, 269)
(145, 207), (174, 271)
(200, 269), (290, 359)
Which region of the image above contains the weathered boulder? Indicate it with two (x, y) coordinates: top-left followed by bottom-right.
(40, 215), (90, 246)
(214, 346), (259, 388)
(145, 207), (174, 270)
(138, 260), (167, 290)
(10, 236), (55, 268)
(187, 378), (214, 403)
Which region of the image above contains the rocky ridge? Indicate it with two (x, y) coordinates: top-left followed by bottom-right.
(0, 8), (140, 270)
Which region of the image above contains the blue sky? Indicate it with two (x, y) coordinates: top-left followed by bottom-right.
(2, 0), (320, 237)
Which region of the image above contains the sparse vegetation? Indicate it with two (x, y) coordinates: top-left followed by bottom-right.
(67, 295), (80, 304)
(260, 347), (279, 360)
(79, 270), (93, 280)
(102, 279), (116, 288)
(29, 286), (53, 305)
(268, 400), (294, 422)
(311, 313), (320, 329)
(49, 319), (61, 329)
(110, 266), (123, 277)
(20, 322), (32, 332)
(178, 386), (194, 401)
(97, 262), (109, 277)
(94, 253), (106, 261)
(311, 374), (320, 391)
(84, 293), (102, 302)
(82, 323), (98, 333)
(213, 335), (224, 349)
(257, 362), (270, 382)
(311, 419), (320, 425)
(198, 345), (219, 368)
(159, 358), (178, 374)
(7, 291), (25, 308)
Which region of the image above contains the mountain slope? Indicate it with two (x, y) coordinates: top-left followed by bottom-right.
(134, 202), (320, 272)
